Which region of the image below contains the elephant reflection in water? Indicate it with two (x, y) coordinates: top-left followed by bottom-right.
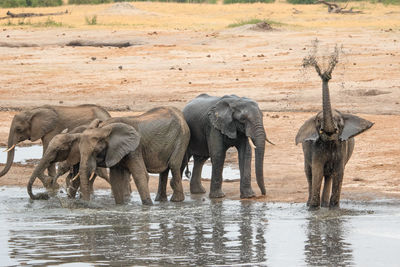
(304, 215), (354, 266)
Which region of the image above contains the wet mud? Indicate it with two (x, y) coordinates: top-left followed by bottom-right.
(1, 187), (399, 266)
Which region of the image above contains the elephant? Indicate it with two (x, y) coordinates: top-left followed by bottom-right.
(182, 94), (273, 199)
(27, 124), (110, 200)
(295, 70), (373, 209)
(78, 106), (190, 205)
(1, 104), (110, 179)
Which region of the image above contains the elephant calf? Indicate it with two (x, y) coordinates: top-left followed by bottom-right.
(27, 125), (110, 200)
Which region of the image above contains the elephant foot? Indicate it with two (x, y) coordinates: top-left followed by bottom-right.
(308, 203), (320, 211)
(329, 201), (340, 209)
(190, 183), (206, 194)
(67, 187), (78, 199)
(155, 193), (168, 202)
(170, 191), (185, 202)
(321, 201), (330, 208)
(209, 189), (225, 199)
(142, 198), (153, 206)
(240, 188), (256, 199)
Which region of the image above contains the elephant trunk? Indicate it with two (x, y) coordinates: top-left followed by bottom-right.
(322, 79), (335, 133)
(79, 157), (94, 201)
(0, 131), (16, 177)
(253, 127), (266, 195)
(27, 160), (50, 200)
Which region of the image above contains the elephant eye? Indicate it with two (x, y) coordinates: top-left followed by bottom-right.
(15, 127), (22, 133)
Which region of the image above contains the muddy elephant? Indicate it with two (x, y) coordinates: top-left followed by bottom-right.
(78, 107), (190, 205)
(183, 94), (273, 199)
(295, 70), (373, 209)
(27, 124), (110, 200)
(1, 104), (110, 178)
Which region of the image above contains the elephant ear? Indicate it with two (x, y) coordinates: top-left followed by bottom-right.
(29, 108), (58, 141)
(295, 116), (318, 145)
(88, 119), (102, 129)
(208, 99), (237, 139)
(340, 114), (373, 141)
(105, 123), (141, 168)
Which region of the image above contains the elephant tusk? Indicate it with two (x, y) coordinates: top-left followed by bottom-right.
(3, 144), (16, 152)
(71, 173), (80, 182)
(89, 171), (95, 181)
(248, 137), (257, 149)
(265, 136), (275, 146)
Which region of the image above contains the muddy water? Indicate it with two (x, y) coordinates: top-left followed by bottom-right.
(1, 187), (399, 266)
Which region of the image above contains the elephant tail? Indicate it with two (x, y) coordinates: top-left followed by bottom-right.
(183, 153), (192, 179)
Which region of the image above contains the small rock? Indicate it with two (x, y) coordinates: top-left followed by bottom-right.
(6, 35), (9, 38)
(178, 68), (182, 71)
(206, 54), (211, 57)
(118, 65), (123, 70)
(188, 82), (192, 84)
(91, 57), (96, 61)
(59, 100), (64, 104)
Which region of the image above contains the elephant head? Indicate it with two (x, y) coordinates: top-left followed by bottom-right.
(27, 130), (82, 200)
(78, 123), (141, 201)
(1, 107), (58, 177)
(296, 73), (373, 144)
(208, 95), (271, 195)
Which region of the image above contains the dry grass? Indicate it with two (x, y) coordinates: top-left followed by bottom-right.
(0, 1), (399, 30)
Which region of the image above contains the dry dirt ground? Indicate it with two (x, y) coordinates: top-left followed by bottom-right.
(0, 2), (399, 203)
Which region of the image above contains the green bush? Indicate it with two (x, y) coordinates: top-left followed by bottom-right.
(0, 0), (61, 7)
(68, 0), (111, 4)
(129, 0), (216, 3)
(286, 0), (315, 4)
(224, 0), (274, 3)
(85, 14), (97, 25)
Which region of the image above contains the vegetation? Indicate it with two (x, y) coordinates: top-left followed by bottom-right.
(0, 0), (62, 7)
(85, 15), (97, 25)
(224, 0), (273, 3)
(4, 17), (63, 27)
(131, 0), (216, 3)
(68, 0), (110, 4)
(227, 18), (283, 28)
(286, 0), (400, 4)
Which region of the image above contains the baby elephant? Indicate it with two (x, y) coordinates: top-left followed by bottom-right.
(296, 71), (373, 209)
(27, 125), (110, 200)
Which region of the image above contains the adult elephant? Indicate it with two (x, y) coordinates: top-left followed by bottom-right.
(1, 104), (110, 178)
(27, 124), (110, 200)
(183, 94), (273, 199)
(78, 107), (190, 205)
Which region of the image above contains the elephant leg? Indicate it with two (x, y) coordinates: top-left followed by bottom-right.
(155, 169), (169, 202)
(190, 155), (207, 194)
(170, 167), (185, 202)
(109, 165), (131, 205)
(309, 162), (324, 209)
(321, 175), (332, 207)
(237, 141), (255, 199)
(329, 169), (344, 209)
(67, 164), (80, 199)
(125, 152), (152, 205)
(88, 174), (97, 196)
(208, 131), (227, 198)
(41, 137), (57, 177)
(305, 163), (312, 206)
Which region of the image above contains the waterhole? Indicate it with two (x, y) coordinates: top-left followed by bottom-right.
(0, 187), (399, 266)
